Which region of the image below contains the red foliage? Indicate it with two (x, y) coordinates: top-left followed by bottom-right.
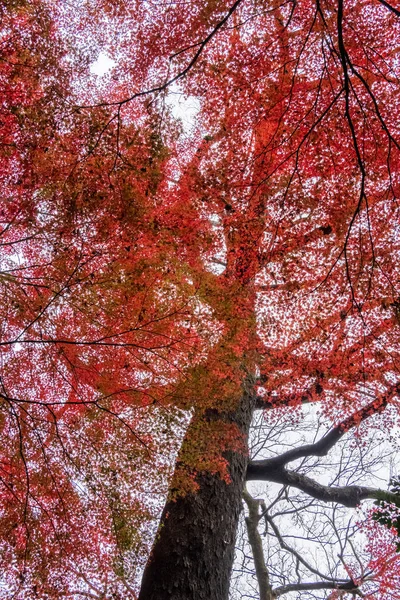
(358, 517), (400, 599)
(1, 0), (400, 596)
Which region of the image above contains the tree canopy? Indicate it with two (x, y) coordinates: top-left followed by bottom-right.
(1, 0), (400, 597)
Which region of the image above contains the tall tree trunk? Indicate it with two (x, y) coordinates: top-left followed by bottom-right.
(138, 390), (255, 600)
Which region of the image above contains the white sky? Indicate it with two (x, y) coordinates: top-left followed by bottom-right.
(89, 52), (115, 76)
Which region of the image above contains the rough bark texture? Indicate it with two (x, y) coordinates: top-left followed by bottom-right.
(138, 391), (255, 600)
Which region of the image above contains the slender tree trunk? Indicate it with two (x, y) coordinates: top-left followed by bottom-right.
(138, 390), (255, 600)
(242, 488), (275, 600)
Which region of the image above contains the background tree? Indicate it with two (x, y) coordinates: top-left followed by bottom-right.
(237, 406), (400, 599)
(1, 0), (400, 598)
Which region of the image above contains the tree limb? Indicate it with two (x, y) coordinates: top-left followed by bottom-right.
(242, 488), (275, 600)
(247, 466), (399, 507)
(273, 580), (363, 597)
(250, 393), (393, 471)
(377, 0), (400, 17)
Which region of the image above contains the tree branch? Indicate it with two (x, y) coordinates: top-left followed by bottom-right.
(273, 579), (363, 597)
(377, 0), (400, 17)
(250, 392), (393, 471)
(79, 0), (245, 109)
(242, 488), (275, 600)
(265, 510), (346, 583)
(247, 466), (399, 507)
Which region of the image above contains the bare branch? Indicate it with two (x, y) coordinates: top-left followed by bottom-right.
(250, 392), (393, 473)
(273, 579), (362, 597)
(377, 0), (400, 17)
(242, 488), (274, 600)
(247, 466), (399, 508)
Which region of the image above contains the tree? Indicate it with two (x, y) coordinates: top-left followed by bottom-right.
(238, 406), (400, 599)
(1, 0), (400, 597)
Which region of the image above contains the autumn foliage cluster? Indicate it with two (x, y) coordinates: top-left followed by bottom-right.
(1, 0), (400, 597)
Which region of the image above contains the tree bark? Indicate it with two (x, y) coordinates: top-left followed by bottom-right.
(138, 391), (255, 600)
